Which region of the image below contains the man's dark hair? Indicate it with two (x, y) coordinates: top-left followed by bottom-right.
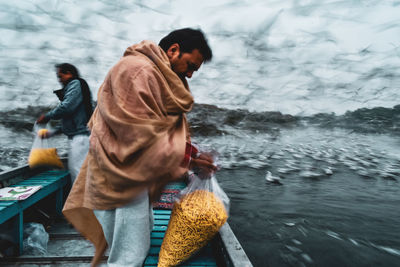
(54, 63), (93, 121)
(55, 63), (80, 78)
(159, 28), (212, 62)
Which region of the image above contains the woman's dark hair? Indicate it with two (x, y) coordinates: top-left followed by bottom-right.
(55, 63), (93, 121)
(78, 78), (93, 121)
(55, 63), (80, 79)
(159, 28), (212, 62)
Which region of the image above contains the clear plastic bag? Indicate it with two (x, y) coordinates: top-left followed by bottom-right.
(158, 149), (230, 267)
(28, 123), (64, 169)
(23, 222), (49, 255)
(180, 172), (230, 214)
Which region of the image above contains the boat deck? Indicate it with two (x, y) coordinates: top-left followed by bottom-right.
(0, 179), (224, 267)
(1, 208), (222, 266)
(0, 165), (252, 267)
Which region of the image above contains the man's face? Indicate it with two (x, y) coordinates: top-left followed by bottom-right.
(168, 45), (204, 80)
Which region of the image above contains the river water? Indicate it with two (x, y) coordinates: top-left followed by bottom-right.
(1, 1), (400, 266)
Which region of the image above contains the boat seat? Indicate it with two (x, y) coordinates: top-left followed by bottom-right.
(0, 170), (69, 255)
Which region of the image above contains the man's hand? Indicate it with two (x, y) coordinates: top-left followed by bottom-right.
(36, 114), (50, 124)
(189, 152), (218, 179)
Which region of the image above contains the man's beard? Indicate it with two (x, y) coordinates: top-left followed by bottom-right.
(178, 73), (186, 81)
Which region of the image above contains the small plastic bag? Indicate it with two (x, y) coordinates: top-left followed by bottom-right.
(23, 222), (49, 255)
(158, 150), (230, 267)
(28, 124), (64, 169)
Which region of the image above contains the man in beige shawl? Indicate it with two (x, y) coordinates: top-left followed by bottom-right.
(63, 28), (215, 266)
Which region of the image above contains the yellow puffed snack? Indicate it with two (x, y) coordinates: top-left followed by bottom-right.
(158, 190), (228, 267)
(37, 129), (48, 138)
(28, 148), (64, 169)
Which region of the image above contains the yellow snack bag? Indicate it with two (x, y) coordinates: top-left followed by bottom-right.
(28, 126), (64, 169)
(28, 148), (64, 169)
(158, 173), (229, 267)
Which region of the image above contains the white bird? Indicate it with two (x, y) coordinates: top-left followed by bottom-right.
(324, 167), (333, 175)
(265, 171), (282, 185)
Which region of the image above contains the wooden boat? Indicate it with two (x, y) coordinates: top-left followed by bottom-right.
(0, 160), (253, 267)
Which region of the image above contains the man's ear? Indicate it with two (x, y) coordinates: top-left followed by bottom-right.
(166, 43), (180, 59)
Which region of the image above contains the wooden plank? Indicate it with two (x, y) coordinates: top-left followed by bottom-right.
(14, 177), (55, 181)
(164, 182), (186, 189)
(12, 177), (56, 181)
(14, 180), (58, 184)
(153, 214), (171, 220)
(218, 223), (253, 267)
(13, 181), (52, 186)
(0, 202), (16, 207)
(148, 246), (161, 255)
(152, 225), (167, 232)
(153, 209), (172, 215)
(154, 219), (169, 226)
(0, 160), (68, 186)
(151, 232), (165, 239)
(150, 238), (163, 246)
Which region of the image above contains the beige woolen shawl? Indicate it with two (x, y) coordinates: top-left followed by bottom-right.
(63, 40), (194, 266)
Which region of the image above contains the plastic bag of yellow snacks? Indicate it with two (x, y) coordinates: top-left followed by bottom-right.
(28, 125), (64, 169)
(158, 170), (230, 267)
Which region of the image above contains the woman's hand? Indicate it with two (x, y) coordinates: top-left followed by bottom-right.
(36, 114), (50, 124)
